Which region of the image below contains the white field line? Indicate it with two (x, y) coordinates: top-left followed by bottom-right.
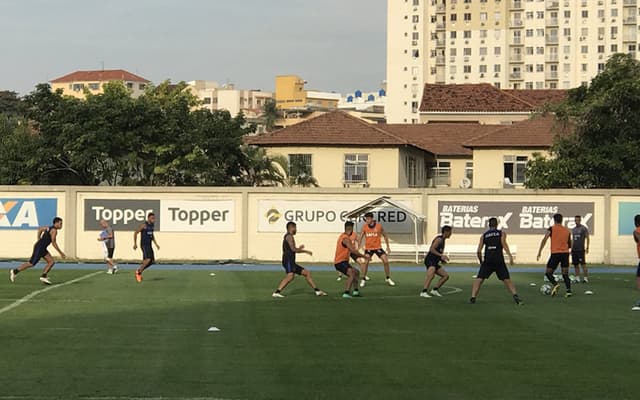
(0, 271), (102, 316)
(0, 397), (242, 400)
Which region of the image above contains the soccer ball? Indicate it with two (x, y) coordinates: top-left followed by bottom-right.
(540, 283), (552, 295)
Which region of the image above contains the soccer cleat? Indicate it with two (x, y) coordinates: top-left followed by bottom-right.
(365, 275), (371, 281)
(385, 278), (396, 287)
(39, 277), (52, 285)
(469, 297), (476, 304)
(9, 269), (16, 283)
(106, 269), (114, 275)
(315, 290), (328, 297)
(272, 292), (285, 298)
(342, 293), (352, 299)
(135, 271), (143, 283)
(514, 297), (523, 305)
(112, 265), (119, 274)
(550, 284), (560, 297)
(565, 291), (573, 298)
(336, 275), (342, 281)
(352, 290), (361, 297)
(359, 279), (366, 288)
(583, 277), (589, 284)
(420, 291), (432, 298)
(632, 304), (640, 311)
(430, 289), (443, 297)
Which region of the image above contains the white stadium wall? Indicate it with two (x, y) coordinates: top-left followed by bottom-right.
(0, 186), (639, 266)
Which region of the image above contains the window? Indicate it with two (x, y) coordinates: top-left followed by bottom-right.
(494, 64), (501, 73)
(494, 46), (501, 55)
(451, 14), (457, 22)
(465, 162), (474, 186)
(480, 47), (487, 56)
(139, 83), (146, 90)
(503, 156), (528, 185)
(72, 83), (84, 91)
(464, 13), (471, 22)
(581, 10), (588, 18)
(412, 49), (420, 58)
(464, 30), (472, 38)
(463, 48), (472, 56)
(431, 161), (451, 186)
(450, 31), (457, 39)
(479, 65), (487, 73)
(450, 48), (457, 56)
(344, 154), (368, 183)
(203, 97), (212, 104)
(463, 65), (472, 73)
(405, 156), (418, 187)
(88, 83), (100, 91)
(126, 82), (133, 89)
(480, 30), (487, 38)
(412, 15), (420, 23)
(288, 154), (312, 177)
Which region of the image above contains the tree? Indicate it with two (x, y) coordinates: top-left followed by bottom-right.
(261, 98), (279, 132)
(0, 91), (20, 115)
(0, 115), (42, 184)
(526, 53), (640, 189)
(238, 146), (288, 186)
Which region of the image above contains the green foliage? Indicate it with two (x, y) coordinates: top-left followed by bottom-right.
(261, 98), (279, 132)
(0, 90), (20, 115)
(0, 81), (280, 186)
(526, 53), (640, 189)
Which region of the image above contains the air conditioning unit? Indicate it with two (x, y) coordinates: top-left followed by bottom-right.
(481, 39), (485, 44)
(480, 73), (485, 77)
(494, 73), (500, 77)
(481, 56), (485, 61)
(465, 40), (469, 44)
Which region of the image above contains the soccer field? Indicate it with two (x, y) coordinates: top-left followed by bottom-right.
(1, 265), (639, 400)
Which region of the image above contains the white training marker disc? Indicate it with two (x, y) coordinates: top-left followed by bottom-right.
(530, 283), (537, 287)
(210, 273), (216, 276)
(584, 291), (594, 295)
(207, 327), (220, 332)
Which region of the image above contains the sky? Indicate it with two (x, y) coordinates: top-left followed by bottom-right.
(0, 0), (387, 95)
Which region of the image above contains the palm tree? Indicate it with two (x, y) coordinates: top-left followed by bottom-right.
(261, 99), (279, 132)
(287, 156), (319, 187)
(240, 145), (288, 186)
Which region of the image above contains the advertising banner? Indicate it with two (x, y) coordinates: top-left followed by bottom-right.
(258, 200), (415, 234)
(0, 198), (58, 230)
(160, 200), (235, 232)
(84, 199), (160, 230)
(617, 202), (640, 235)
(437, 201), (595, 234)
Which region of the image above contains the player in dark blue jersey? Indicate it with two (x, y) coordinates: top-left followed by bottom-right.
(421, 226), (452, 298)
(133, 213), (160, 283)
(272, 221), (327, 298)
(9, 217), (66, 285)
(470, 218), (521, 305)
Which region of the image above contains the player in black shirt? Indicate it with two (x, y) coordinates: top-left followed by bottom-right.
(470, 218), (522, 305)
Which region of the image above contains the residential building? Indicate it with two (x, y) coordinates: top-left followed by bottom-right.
(419, 83), (566, 124)
(338, 88), (387, 123)
(386, 0), (639, 123)
(50, 69), (150, 98)
(275, 75), (342, 128)
(247, 110), (562, 189)
(187, 80), (273, 133)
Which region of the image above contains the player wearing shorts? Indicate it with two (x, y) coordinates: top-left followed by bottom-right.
(571, 215), (590, 283)
(537, 213), (573, 297)
(334, 221), (366, 298)
(272, 222), (327, 298)
(357, 212), (395, 287)
(421, 226), (452, 298)
(133, 213), (160, 283)
(633, 215), (640, 311)
(98, 219), (118, 275)
(470, 218), (522, 305)
(9, 217), (66, 285)
(336, 228), (365, 282)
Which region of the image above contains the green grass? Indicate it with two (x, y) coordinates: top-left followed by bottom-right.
(1, 268), (639, 400)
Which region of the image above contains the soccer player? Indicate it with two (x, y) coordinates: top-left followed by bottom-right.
(421, 226), (452, 298)
(133, 212), (160, 283)
(571, 215), (590, 283)
(9, 217), (66, 285)
(357, 212), (395, 287)
(470, 218), (522, 305)
(334, 221), (366, 298)
(537, 213), (573, 297)
(336, 228), (366, 282)
(272, 221), (327, 298)
(98, 219), (118, 275)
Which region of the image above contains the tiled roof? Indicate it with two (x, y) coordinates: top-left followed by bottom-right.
(464, 115), (570, 148)
(420, 84), (567, 113)
(50, 69), (150, 83)
(247, 111), (502, 156)
(382, 123), (498, 156)
(503, 89), (568, 108)
(245, 111), (410, 148)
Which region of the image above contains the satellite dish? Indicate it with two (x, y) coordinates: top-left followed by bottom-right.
(459, 178), (472, 189)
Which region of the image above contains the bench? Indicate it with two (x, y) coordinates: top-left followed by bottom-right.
(389, 243), (518, 264)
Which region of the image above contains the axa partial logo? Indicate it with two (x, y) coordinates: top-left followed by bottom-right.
(265, 207), (281, 224)
(0, 199), (57, 230)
